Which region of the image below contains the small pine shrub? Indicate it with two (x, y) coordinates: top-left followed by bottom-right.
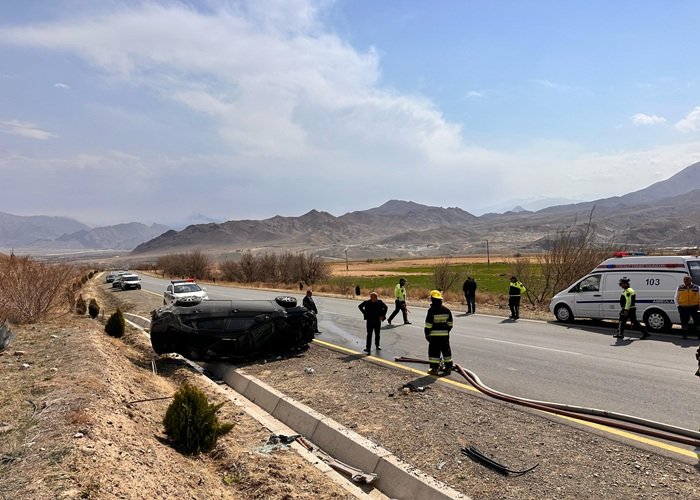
(88, 298), (100, 319)
(81, 275), (88, 284)
(75, 294), (87, 315)
(163, 384), (233, 455)
(104, 308), (125, 338)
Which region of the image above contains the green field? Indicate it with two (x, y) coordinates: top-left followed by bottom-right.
(329, 262), (514, 295)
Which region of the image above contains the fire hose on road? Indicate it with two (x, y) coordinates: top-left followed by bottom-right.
(394, 356), (700, 448)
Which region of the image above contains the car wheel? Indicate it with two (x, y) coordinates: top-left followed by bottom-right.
(275, 295), (298, 308)
(554, 304), (574, 323)
(643, 309), (670, 333)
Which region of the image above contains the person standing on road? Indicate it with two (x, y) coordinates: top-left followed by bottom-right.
(674, 275), (700, 340)
(301, 290), (318, 314)
(358, 292), (388, 353)
(615, 277), (649, 339)
(508, 276), (526, 320)
(462, 276), (477, 314)
(302, 289), (318, 314)
(424, 290), (453, 376)
(387, 278), (410, 325)
(302, 289), (321, 333)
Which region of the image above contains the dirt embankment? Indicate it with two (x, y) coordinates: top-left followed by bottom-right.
(0, 280), (354, 500)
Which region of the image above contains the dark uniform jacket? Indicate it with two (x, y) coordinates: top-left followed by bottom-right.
(424, 304), (453, 339)
(358, 300), (388, 322)
(302, 296), (318, 314)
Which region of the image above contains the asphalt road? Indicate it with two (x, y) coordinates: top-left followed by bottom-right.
(138, 275), (700, 432)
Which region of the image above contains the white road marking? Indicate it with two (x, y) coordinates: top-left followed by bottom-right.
(483, 337), (582, 355)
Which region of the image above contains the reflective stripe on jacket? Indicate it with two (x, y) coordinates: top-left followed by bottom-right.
(424, 307), (453, 337)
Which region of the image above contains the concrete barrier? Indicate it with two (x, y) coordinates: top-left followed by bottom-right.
(206, 363), (468, 500)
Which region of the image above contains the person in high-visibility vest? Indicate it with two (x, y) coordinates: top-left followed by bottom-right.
(424, 290), (453, 376)
(674, 275), (700, 340)
(508, 276), (526, 320)
(615, 277), (649, 340)
(387, 278), (410, 325)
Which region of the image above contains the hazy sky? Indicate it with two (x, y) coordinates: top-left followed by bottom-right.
(1, 0), (700, 226)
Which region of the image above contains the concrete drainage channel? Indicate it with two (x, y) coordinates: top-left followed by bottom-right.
(124, 313), (468, 500)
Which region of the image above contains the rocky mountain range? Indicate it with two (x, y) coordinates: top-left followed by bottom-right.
(0, 215), (169, 252)
(4, 162), (699, 260)
(131, 162), (700, 260)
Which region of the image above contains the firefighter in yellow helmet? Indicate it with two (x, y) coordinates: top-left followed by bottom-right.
(424, 290), (453, 376)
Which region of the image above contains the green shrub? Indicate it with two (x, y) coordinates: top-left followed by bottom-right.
(75, 294), (87, 315)
(88, 298), (100, 319)
(163, 384), (233, 455)
(104, 308), (125, 338)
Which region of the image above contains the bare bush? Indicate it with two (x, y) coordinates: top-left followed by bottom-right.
(214, 251), (330, 285)
(0, 254), (77, 324)
(218, 258), (240, 282)
(298, 253), (330, 286)
(238, 252), (259, 283)
(432, 258), (462, 293)
(278, 252), (298, 283)
(157, 251), (212, 279)
(511, 208), (614, 307)
(257, 252), (280, 282)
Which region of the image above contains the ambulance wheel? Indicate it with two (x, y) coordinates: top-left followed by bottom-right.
(643, 309), (670, 333)
(554, 304), (573, 323)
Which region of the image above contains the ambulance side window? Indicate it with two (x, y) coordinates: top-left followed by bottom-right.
(575, 275), (600, 293)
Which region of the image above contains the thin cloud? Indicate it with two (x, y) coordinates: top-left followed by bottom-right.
(53, 82), (70, 89)
(675, 106), (700, 132)
(631, 113), (666, 126)
(531, 79), (571, 91)
(0, 120), (56, 140)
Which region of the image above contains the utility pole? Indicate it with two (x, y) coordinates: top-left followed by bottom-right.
(345, 249), (348, 271)
(486, 240), (490, 266)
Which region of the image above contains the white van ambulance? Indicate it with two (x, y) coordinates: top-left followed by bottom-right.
(549, 255), (700, 332)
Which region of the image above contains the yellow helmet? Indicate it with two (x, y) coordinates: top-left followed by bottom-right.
(430, 290), (443, 300)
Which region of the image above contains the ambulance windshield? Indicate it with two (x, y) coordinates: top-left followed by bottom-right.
(689, 261), (700, 285)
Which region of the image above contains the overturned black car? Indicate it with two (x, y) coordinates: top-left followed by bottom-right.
(150, 296), (317, 361)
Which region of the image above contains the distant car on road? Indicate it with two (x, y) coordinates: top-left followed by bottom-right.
(110, 271), (130, 287)
(119, 274), (142, 290)
(163, 279), (209, 306)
